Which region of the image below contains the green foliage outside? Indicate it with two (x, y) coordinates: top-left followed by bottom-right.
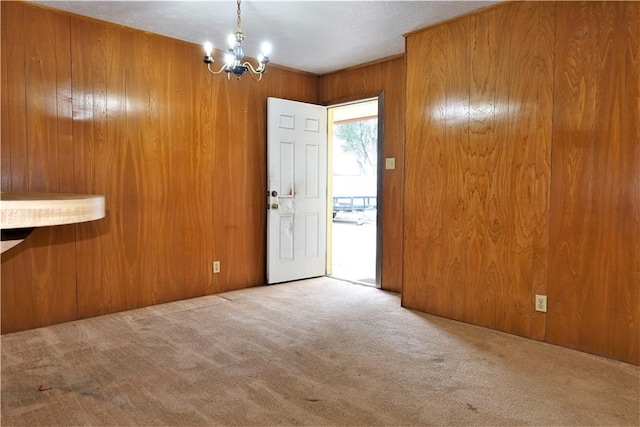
(334, 119), (378, 176)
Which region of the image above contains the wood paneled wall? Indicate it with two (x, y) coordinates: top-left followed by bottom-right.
(1, 2), (79, 330)
(1, 1), (318, 332)
(3, 0), (637, 366)
(546, 2), (639, 365)
(319, 57), (405, 293)
(403, 1), (639, 365)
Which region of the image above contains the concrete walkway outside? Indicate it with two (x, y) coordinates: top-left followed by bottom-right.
(331, 210), (376, 285)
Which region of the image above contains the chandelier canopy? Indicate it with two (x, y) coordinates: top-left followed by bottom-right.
(202, 0), (272, 81)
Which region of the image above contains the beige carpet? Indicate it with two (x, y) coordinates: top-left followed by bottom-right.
(1, 277), (638, 426)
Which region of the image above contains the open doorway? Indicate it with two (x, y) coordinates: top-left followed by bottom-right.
(328, 99), (379, 286)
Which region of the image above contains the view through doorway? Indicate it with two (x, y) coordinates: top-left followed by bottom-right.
(328, 99), (378, 286)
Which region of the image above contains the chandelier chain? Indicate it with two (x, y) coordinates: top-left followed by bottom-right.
(236, 0), (242, 32)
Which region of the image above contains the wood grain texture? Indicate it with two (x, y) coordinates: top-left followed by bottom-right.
(404, 0), (638, 365)
(403, 24), (450, 316)
(0, 2), (10, 193)
(444, 16), (472, 323)
(619, 0), (640, 366)
(174, 40), (215, 301)
(71, 16), (112, 318)
(488, 2), (542, 338)
(547, 1), (639, 365)
(530, 1), (555, 342)
(2, 2), (28, 193)
(1, 3), (78, 332)
(465, 11), (497, 330)
(319, 57), (405, 294)
(2, 2), (318, 332)
(1, 1), (25, 333)
(404, 2), (551, 338)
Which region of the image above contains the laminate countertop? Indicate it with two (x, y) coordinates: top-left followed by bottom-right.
(1, 192), (105, 252)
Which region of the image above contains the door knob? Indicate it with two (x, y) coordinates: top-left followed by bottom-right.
(271, 203), (279, 210)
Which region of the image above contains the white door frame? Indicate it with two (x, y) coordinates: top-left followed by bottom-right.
(326, 94), (384, 288)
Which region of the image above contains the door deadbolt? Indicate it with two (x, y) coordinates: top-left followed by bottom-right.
(271, 190), (278, 197)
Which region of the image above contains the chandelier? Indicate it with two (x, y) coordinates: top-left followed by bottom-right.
(202, 0), (272, 81)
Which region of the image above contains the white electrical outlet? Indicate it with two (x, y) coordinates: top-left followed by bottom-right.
(535, 294), (547, 312)
(213, 261), (220, 274)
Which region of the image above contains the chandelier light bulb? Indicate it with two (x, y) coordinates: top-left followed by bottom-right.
(227, 33), (236, 48)
(260, 41), (272, 56)
(224, 52), (235, 67)
(203, 41), (213, 57)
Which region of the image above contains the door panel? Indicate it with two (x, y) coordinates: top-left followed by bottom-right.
(267, 97), (327, 284)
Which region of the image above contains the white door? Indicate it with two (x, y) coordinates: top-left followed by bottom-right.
(267, 97), (327, 284)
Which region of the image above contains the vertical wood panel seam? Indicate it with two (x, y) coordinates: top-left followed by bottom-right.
(542, 0), (555, 343)
(21, 6), (29, 192)
(68, 17), (80, 322)
(2, 3), (12, 190)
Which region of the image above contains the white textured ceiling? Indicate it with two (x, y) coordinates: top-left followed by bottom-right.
(29, 1), (498, 75)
